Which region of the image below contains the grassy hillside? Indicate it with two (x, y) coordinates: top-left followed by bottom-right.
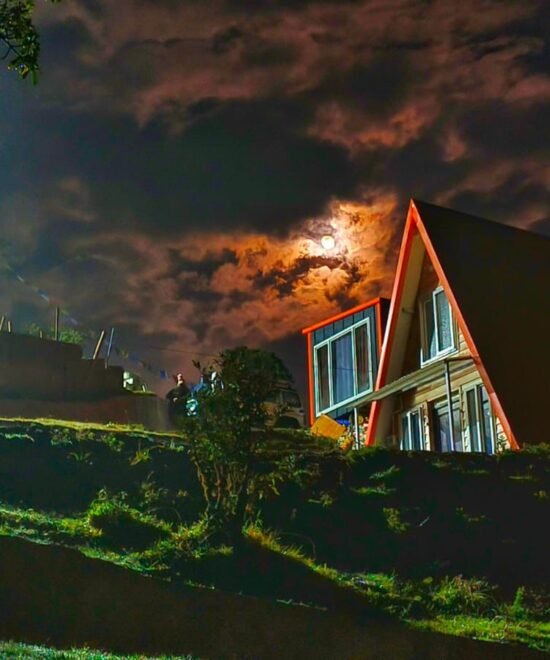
(0, 418), (548, 655)
(0, 640), (195, 659)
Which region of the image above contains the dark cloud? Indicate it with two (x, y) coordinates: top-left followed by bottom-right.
(88, 99), (358, 235)
(459, 101), (550, 160)
(312, 55), (420, 119)
(166, 248), (239, 281)
(212, 25), (245, 54)
(226, 0), (361, 11)
(1, 0), (548, 390)
(253, 254), (358, 300)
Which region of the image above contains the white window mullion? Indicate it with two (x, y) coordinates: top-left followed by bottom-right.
(327, 342), (334, 409)
(351, 326), (358, 397)
(433, 291), (441, 354)
(366, 321), (373, 391)
(313, 348), (321, 417)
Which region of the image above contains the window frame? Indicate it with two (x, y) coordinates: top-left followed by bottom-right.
(400, 407), (425, 451)
(313, 318), (373, 416)
(464, 382), (496, 454)
(420, 286), (458, 366)
(430, 394), (463, 452)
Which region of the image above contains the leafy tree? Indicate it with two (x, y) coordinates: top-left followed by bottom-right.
(27, 322), (85, 345)
(179, 346), (292, 547)
(1, 0), (61, 82)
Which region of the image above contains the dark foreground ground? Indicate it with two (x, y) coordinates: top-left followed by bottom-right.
(0, 420), (548, 657)
(1, 535), (547, 660)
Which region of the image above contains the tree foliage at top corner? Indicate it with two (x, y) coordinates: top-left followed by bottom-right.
(0, 0), (61, 83)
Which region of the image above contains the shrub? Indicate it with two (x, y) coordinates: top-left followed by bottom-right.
(430, 576), (494, 616)
(382, 507), (410, 534)
(502, 586), (550, 621)
(510, 586), (529, 621)
(87, 490), (168, 550)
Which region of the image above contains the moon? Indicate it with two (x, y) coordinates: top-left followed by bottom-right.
(321, 234), (336, 250)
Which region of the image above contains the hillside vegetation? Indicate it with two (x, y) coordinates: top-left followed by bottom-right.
(0, 419), (548, 656)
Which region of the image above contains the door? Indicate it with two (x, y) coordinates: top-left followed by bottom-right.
(432, 397), (463, 452)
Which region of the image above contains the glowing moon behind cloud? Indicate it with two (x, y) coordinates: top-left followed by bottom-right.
(321, 234), (336, 251)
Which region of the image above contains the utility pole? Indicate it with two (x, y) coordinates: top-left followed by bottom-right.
(54, 307), (60, 341)
(92, 330), (106, 360)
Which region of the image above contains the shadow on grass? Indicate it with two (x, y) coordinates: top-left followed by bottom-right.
(174, 536), (389, 622)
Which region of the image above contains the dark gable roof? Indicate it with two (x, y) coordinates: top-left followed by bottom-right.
(414, 200), (550, 447)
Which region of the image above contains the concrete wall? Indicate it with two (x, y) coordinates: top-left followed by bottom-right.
(0, 333), (175, 432)
(0, 333), (125, 400)
(0, 394), (176, 432)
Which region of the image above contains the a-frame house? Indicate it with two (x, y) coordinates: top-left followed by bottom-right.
(363, 200), (550, 452)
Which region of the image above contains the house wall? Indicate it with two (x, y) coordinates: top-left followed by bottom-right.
(389, 254), (508, 451)
(401, 255), (470, 375)
(394, 363), (507, 451)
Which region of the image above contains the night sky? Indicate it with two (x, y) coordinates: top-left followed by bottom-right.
(1, 0), (549, 399)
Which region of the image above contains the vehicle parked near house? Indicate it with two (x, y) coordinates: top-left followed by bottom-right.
(264, 381), (306, 429)
(123, 370), (150, 393)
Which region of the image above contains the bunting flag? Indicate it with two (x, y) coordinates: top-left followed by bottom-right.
(0, 255), (173, 381)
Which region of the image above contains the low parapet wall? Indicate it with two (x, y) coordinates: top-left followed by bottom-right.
(0, 333), (124, 400)
(0, 394), (176, 432)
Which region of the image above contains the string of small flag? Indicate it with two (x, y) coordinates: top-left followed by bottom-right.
(0, 256), (174, 380)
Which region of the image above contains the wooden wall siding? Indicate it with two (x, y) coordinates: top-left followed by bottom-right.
(393, 362), (510, 451)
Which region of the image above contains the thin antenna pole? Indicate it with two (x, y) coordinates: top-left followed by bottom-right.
(105, 327), (115, 367)
(54, 307), (60, 341)
(92, 330), (106, 360)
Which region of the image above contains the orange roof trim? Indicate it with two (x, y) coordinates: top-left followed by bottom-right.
(301, 297), (383, 335)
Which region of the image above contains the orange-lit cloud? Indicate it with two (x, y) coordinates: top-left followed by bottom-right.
(1, 0), (547, 391)
(34, 191), (398, 378)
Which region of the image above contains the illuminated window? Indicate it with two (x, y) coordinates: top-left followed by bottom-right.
(420, 287), (456, 364)
(400, 408), (424, 450)
(314, 319), (372, 415)
(432, 396), (463, 452)
(465, 384), (495, 454)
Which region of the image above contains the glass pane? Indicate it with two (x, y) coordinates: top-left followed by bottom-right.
(433, 404), (457, 452)
(434, 400), (462, 452)
(480, 386), (494, 454)
(354, 323), (370, 393)
(452, 401), (463, 452)
(401, 414), (410, 450)
(467, 388), (481, 452)
(331, 332), (354, 404)
(424, 299), (436, 359)
(316, 345), (330, 411)
(435, 290), (453, 351)
(410, 411), (422, 450)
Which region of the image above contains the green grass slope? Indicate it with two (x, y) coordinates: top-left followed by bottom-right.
(0, 419), (548, 655)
